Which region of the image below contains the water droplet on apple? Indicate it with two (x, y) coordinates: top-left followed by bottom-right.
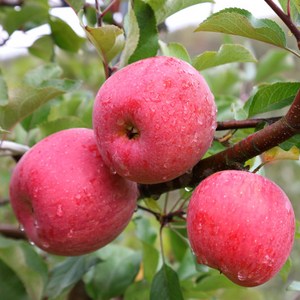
(75, 194), (81, 200)
(18, 224), (25, 232)
(33, 219), (39, 229)
(56, 204), (63, 217)
(237, 271), (248, 281)
(29, 240), (35, 246)
(42, 241), (50, 249)
(67, 229), (74, 238)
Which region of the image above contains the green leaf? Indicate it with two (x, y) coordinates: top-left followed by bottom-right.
(50, 16), (85, 52)
(124, 281), (150, 300)
(0, 78), (81, 130)
(39, 116), (88, 137)
(0, 69), (8, 105)
(142, 242), (159, 282)
(278, 0), (300, 24)
(159, 41), (191, 63)
(150, 264), (184, 300)
(144, 0), (213, 24)
(168, 227), (188, 262)
(280, 134), (300, 151)
(255, 50), (294, 82)
(65, 0), (85, 13)
(287, 280), (300, 291)
(279, 257), (292, 282)
(2, 0), (49, 35)
(0, 236), (48, 300)
(0, 259), (28, 300)
(128, 0), (159, 64)
(177, 250), (198, 281)
(119, 4), (140, 67)
(195, 8), (287, 49)
(143, 198), (162, 214)
(134, 216), (157, 245)
(28, 35), (54, 61)
(195, 273), (236, 291)
(46, 255), (101, 299)
(247, 82), (300, 117)
(24, 64), (63, 87)
(84, 24), (125, 63)
(85, 245), (141, 300)
(193, 44), (257, 71)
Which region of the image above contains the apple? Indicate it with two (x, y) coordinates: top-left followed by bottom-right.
(9, 128), (138, 256)
(93, 56), (217, 184)
(187, 170), (295, 287)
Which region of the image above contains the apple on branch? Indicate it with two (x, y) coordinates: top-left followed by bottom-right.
(93, 56), (217, 184)
(9, 128), (138, 256)
(187, 170), (295, 287)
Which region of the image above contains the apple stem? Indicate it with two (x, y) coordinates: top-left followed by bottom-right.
(138, 88), (300, 198)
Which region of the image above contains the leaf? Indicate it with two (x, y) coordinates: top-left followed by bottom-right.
(0, 259), (28, 300)
(128, 0), (159, 64)
(143, 198), (162, 214)
(195, 8), (287, 50)
(279, 257), (292, 282)
(247, 82), (300, 117)
(255, 50), (294, 82)
(150, 264), (184, 300)
(134, 217), (157, 245)
(177, 250), (198, 281)
(2, 0), (49, 35)
(24, 64), (63, 87)
(28, 35), (54, 61)
(278, 0), (300, 24)
(193, 44), (257, 71)
(50, 16), (85, 52)
(39, 116), (88, 137)
(262, 146), (300, 162)
(119, 4), (140, 67)
(85, 245), (141, 300)
(142, 242), (159, 282)
(45, 255), (101, 299)
(124, 281), (150, 300)
(159, 41), (191, 63)
(0, 79), (81, 130)
(84, 24), (125, 63)
(195, 273), (236, 291)
(144, 0), (213, 24)
(65, 0), (85, 13)
(0, 69), (8, 105)
(0, 236), (48, 300)
(280, 134), (300, 150)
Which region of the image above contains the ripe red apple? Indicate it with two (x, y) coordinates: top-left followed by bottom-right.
(187, 170), (295, 287)
(9, 128), (138, 256)
(93, 56), (217, 184)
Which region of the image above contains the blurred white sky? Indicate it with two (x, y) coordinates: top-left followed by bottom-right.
(0, 0), (281, 59)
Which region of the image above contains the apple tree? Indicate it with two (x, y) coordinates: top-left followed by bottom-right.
(0, 0), (300, 299)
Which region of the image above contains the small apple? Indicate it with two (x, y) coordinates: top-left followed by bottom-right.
(93, 56), (217, 184)
(187, 170), (295, 287)
(9, 128), (138, 256)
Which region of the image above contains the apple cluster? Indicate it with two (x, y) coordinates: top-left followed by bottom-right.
(9, 56), (295, 288)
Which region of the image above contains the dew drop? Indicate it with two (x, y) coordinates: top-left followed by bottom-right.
(237, 271), (248, 281)
(19, 224), (25, 232)
(42, 241), (50, 249)
(184, 187), (193, 192)
(29, 240), (35, 246)
(67, 229), (74, 238)
(56, 204), (63, 217)
(75, 194), (81, 200)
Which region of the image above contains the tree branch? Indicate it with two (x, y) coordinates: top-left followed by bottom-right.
(264, 0), (300, 50)
(0, 224), (27, 240)
(216, 117), (281, 131)
(138, 89), (300, 198)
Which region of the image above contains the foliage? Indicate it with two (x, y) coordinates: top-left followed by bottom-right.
(0, 0), (300, 299)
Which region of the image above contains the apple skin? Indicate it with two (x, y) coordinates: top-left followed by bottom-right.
(9, 128), (138, 256)
(93, 56), (217, 184)
(187, 170), (295, 287)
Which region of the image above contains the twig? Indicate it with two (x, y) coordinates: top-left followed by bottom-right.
(0, 224), (27, 240)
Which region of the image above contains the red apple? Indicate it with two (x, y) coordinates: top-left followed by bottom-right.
(9, 128), (138, 256)
(93, 56), (217, 184)
(187, 170), (295, 287)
